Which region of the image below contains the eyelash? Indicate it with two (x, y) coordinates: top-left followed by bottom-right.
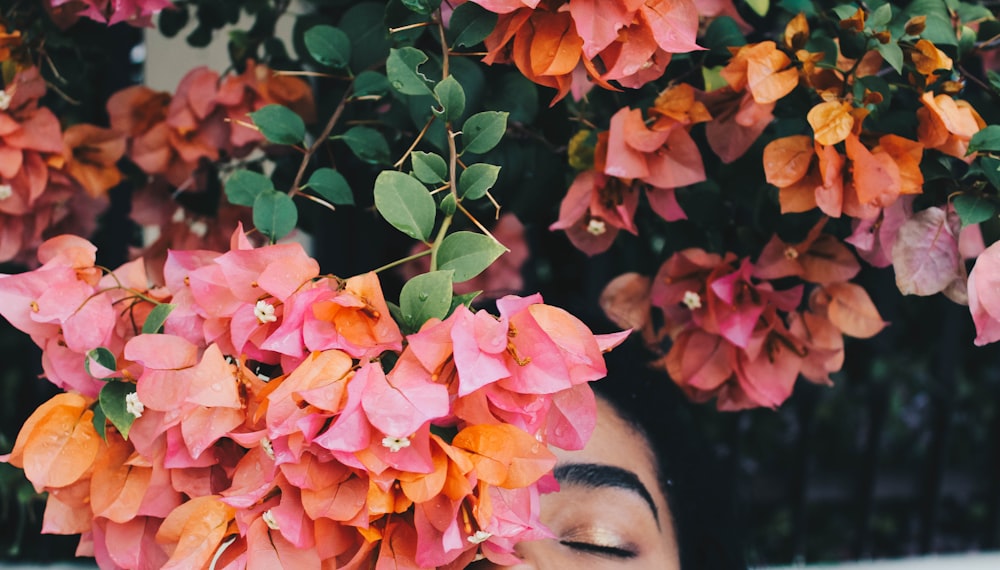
(560, 540), (638, 559)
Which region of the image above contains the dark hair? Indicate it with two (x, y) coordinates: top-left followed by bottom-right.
(592, 337), (747, 570)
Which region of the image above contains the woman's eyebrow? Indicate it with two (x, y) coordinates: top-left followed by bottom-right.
(553, 463), (660, 525)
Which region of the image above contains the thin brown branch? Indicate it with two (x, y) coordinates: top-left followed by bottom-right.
(289, 81), (354, 198)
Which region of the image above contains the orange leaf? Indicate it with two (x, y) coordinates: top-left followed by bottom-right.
(823, 282), (887, 338)
(808, 100), (854, 146)
(763, 135), (814, 187)
(156, 496), (235, 570)
(452, 423), (556, 489)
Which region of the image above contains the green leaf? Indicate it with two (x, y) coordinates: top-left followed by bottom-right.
(703, 16), (746, 57)
(100, 381), (138, 440)
(249, 104), (306, 145)
(304, 25), (352, 69)
(876, 41), (904, 74)
(450, 290), (482, 313)
(461, 111), (508, 155)
(459, 163), (501, 199)
(436, 231), (506, 282)
(400, 270), (454, 331)
(969, 126), (1000, 154)
(85, 347), (116, 377)
(354, 71), (391, 97)
(400, 0), (440, 15)
(142, 303), (175, 334)
(867, 3), (892, 29)
(953, 194), (998, 227)
(338, 126), (391, 164)
(307, 168), (354, 205)
(373, 171), (436, 241)
(253, 190), (298, 242)
(411, 151), (448, 184)
(340, 2), (391, 71)
(832, 4), (860, 20)
(778, 0), (817, 16)
(92, 403), (107, 441)
(981, 157), (1000, 190)
(902, 0), (957, 46)
(449, 2), (498, 48)
(386, 47), (434, 96)
(225, 170), (274, 207)
(439, 193), (457, 216)
(745, 0), (769, 16)
(434, 76), (466, 124)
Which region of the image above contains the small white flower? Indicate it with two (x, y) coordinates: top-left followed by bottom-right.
(125, 392), (145, 418)
(189, 220), (208, 238)
(262, 509), (279, 530)
(254, 300), (277, 324)
(171, 207), (185, 223)
(586, 218), (607, 236)
(0, 184), (12, 201)
(0, 90), (11, 111)
(381, 436), (410, 452)
(467, 530), (493, 544)
(682, 290), (702, 310)
(261, 437), (275, 460)
(783, 247), (799, 260)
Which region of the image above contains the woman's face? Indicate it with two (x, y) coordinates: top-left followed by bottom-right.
(478, 398), (680, 569)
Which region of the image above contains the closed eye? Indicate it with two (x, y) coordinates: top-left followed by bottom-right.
(560, 540), (638, 559)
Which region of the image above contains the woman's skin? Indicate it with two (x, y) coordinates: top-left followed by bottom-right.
(478, 397), (681, 569)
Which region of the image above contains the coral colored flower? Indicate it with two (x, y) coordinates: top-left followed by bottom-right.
(720, 41), (799, 104)
(754, 218), (861, 285)
(910, 39), (953, 78)
(698, 86), (774, 163)
(917, 92), (985, 161)
(62, 124), (126, 197)
(476, 0), (702, 102)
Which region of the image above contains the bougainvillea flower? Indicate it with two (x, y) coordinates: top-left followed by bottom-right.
(604, 106), (706, 190)
(477, 0), (702, 102)
(304, 272), (404, 359)
(548, 169), (636, 255)
(47, 0), (175, 27)
(891, 206), (966, 300)
(787, 309), (843, 385)
(810, 282), (887, 339)
(698, 87), (774, 163)
(910, 39), (953, 78)
(62, 124), (126, 197)
(720, 41), (799, 104)
(754, 218), (861, 284)
(969, 240), (1000, 345)
(917, 92), (985, 161)
(807, 100), (855, 146)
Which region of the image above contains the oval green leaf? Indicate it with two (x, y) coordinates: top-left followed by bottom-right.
(373, 171), (436, 241)
(436, 231), (506, 282)
(434, 75), (466, 124)
(411, 151), (448, 184)
(386, 47), (434, 96)
(304, 24), (352, 69)
(100, 381), (138, 440)
(458, 163), (500, 200)
(249, 104), (306, 146)
(225, 170), (274, 207)
(461, 111), (508, 155)
(449, 2), (498, 48)
(399, 270), (454, 332)
(307, 168), (354, 205)
(253, 189), (298, 242)
(338, 125), (391, 165)
(85, 347), (117, 377)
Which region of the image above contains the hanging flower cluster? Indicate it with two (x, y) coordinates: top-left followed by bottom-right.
(45, 0), (175, 28)
(474, 0), (705, 101)
(0, 228), (625, 568)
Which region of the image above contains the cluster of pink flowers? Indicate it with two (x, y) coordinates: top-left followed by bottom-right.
(602, 220), (886, 410)
(45, 0), (175, 28)
(0, 227), (625, 568)
(0, 67), (119, 264)
(107, 62), (315, 269)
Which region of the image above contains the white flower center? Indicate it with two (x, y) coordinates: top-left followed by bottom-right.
(586, 218), (607, 236)
(467, 530), (493, 544)
(682, 290), (702, 310)
(0, 90), (11, 111)
(262, 509), (279, 530)
(171, 207), (185, 223)
(784, 246), (799, 260)
(254, 300), (277, 324)
(381, 436), (410, 452)
(189, 220), (208, 238)
(125, 392), (145, 418)
(261, 437), (275, 460)
(0, 184), (12, 201)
